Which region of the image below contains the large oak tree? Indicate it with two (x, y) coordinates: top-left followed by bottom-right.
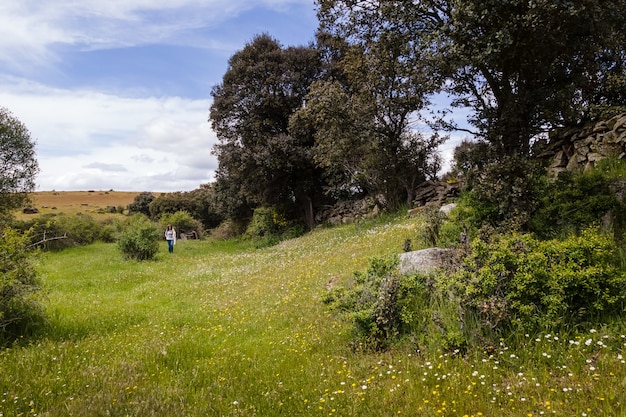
(209, 34), (324, 229)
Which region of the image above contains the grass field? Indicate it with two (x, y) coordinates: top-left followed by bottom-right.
(15, 190), (142, 219)
(1, 213), (625, 416)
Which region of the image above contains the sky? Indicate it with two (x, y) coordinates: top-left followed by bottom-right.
(0, 0), (320, 192)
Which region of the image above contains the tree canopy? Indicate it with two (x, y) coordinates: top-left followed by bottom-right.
(0, 107), (38, 219)
(317, 0), (626, 156)
(207, 2), (626, 232)
(209, 34), (325, 229)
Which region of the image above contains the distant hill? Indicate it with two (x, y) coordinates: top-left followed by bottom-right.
(18, 190), (141, 218)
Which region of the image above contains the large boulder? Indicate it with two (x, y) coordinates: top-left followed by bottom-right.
(398, 248), (455, 276)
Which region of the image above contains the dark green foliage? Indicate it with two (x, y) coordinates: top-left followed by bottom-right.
(244, 206), (306, 248)
(148, 185), (224, 231)
(117, 215), (160, 261)
(128, 192), (155, 216)
(149, 192), (188, 220)
(530, 167), (622, 239)
(0, 107), (39, 217)
(318, 0), (626, 156)
(461, 155), (546, 232)
(449, 229), (626, 336)
(210, 34), (325, 230)
(0, 228), (45, 344)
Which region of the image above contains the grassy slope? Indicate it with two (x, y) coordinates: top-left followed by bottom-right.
(1, 214), (625, 416)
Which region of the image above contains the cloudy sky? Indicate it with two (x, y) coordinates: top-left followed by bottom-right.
(0, 0), (319, 192)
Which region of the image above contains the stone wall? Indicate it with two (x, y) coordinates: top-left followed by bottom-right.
(539, 113), (626, 176)
(411, 180), (460, 208)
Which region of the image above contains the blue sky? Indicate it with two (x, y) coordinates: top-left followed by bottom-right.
(0, 0), (319, 191)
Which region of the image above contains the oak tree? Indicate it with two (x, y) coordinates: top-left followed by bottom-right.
(209, 34), (324, 229)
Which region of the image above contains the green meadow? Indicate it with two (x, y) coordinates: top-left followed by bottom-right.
(1, 213), (625, 416)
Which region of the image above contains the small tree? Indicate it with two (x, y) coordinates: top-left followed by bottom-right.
(117, 215), (160, 261)
(0, 107), (39, 219)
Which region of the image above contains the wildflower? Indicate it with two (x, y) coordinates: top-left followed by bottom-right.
(584, 339), (593, 346)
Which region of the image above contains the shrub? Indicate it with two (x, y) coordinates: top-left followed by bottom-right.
(0, 228), (46, 344)
(323, 256), (406, 350)
(243, 207), (305, 246)
(160, 210), (203, 238)
(210, 219), (243, 240)
(11, 214), (112, 250)
(462, 155), (546, 232)
(117, 215), (160, 261)
(245, 207), (281, 238)
(415, 206), (447, 247)
(323, 255), (466, 353)
(449, 228), (626, 336)
(530, 168), (620, 238)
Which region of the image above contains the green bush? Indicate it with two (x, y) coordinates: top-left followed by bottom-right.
(323, 256), (406, 350)
(530, 168), (621, 238)
(0, 228), (46, 344)
(12, 214), (112, 250)
(462, 156), (546, 232)
(449, 228), (626, 336)
(245, 207), (282, 238)
(243, 207), (305, 247)
(323, 255), (466, 353)
(128, 191), (155, 216)
(117, 215), (160, 261)
(160, 210), (203, 238)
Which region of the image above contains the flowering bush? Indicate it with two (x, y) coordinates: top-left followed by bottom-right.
(450, 228), (626, 335)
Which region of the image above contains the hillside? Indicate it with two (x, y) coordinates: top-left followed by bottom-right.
(0, 213), (624, 416)
(16, 190), (141, 218)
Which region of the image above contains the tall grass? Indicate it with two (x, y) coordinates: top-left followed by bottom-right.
(1, 213), (625, 416)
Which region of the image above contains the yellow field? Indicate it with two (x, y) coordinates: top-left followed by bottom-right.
(16, 190), (141, 219)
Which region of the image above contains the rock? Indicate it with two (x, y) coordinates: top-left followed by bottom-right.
(541, 113), (626, 176)
(398, 248), (454, 276)
(439, 203), (457, 216)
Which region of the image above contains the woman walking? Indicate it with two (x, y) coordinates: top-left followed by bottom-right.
(165, 224), (176, 253)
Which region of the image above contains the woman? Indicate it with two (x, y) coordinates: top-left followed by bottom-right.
(165, 224), (176, 253)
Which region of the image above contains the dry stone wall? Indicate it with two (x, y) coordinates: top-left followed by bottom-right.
(539, 113), (626, 176)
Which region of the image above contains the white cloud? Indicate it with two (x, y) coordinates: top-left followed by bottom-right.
(0, 0), (317, 191)
(0, 76), (218, 191)
(0, 0), (314, 71)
